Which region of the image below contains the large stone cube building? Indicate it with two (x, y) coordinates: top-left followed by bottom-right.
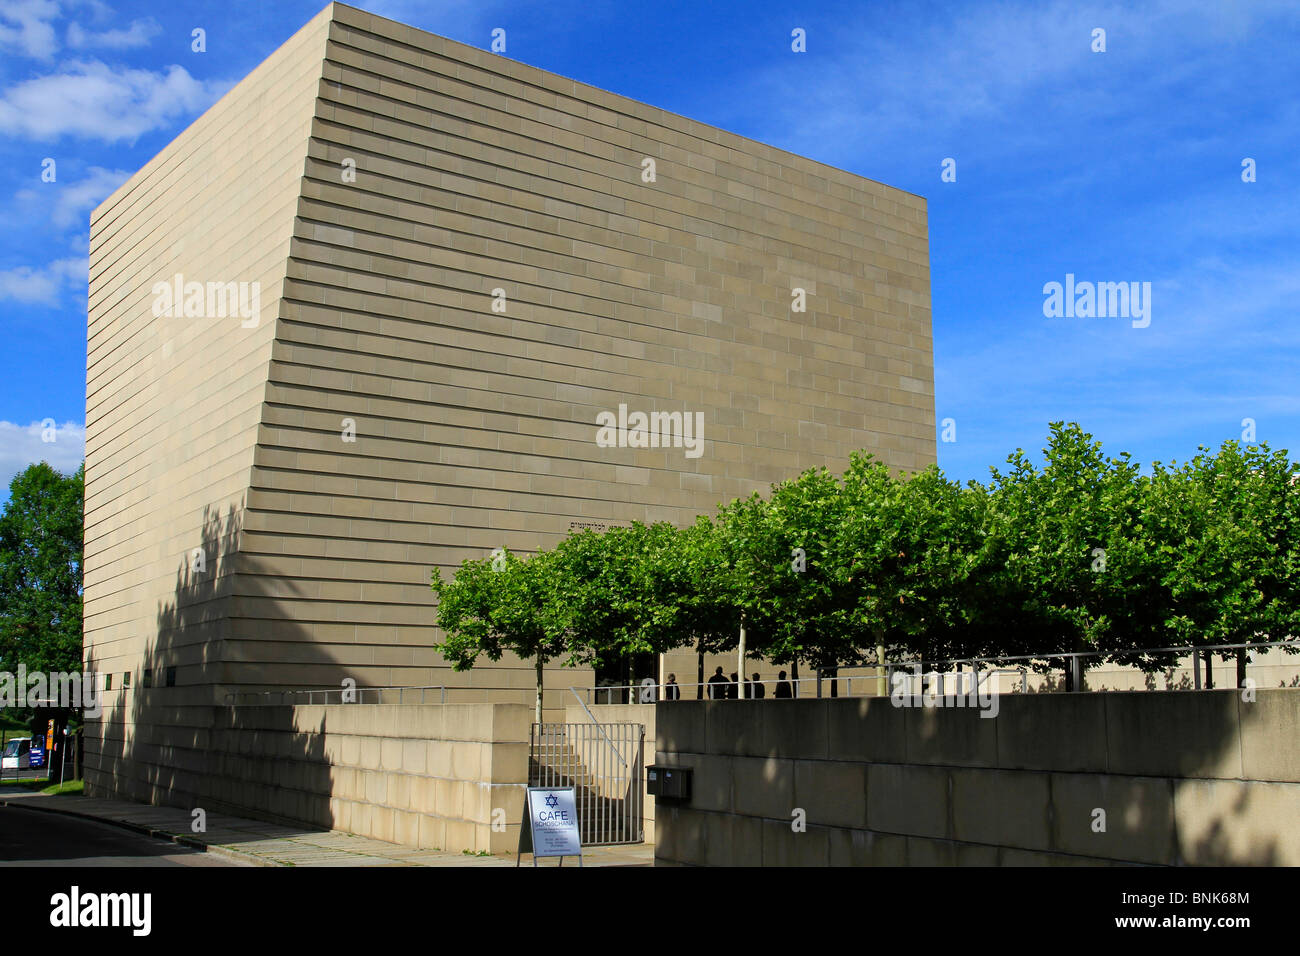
(84, 2), (934, 807)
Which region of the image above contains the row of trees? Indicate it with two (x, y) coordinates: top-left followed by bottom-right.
(434, 423), (1300, 719)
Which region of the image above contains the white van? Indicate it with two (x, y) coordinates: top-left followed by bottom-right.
(1, 737), (32, 770)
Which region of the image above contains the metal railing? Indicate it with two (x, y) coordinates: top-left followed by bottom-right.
(223, 685), (449, 706)
(222, 684), (587, 707)
(576, 639), (1299, 703)
(581, 674), (882, 702)
(531, 722), (645, 846)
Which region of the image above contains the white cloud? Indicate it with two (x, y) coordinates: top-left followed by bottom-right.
(69, 0), (114, 20)
(15, 165), (130, 229)
(0, 421), (86, 491)
(0, 257), (86, 305)
(725, 0), (1300, 171)
(933, 252), (1300, 479)
(50, 166), (130, 227)
(66, 17), (160, 50)
(0, 0), (60, 60)
(0, 59), (227, 143)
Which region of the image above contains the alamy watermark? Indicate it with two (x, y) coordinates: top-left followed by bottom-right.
(890, 666), (1000, 718)
(0, 666), (101, 718)
(50, 886), (150, 936)
(151, 273), (261, 328)
(595, 404), (704, 459)
(1043, 274), (1151, 328)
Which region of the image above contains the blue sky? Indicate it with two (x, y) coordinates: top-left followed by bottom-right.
(1, 0), (1297, 496)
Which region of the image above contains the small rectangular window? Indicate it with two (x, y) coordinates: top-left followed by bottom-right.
(143, 669), (152, 688)
(165, 667), (177, 688)
(104, 673), (112, 690)
(123, 672), (130, 689)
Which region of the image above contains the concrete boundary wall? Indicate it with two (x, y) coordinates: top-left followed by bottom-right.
(89, 702), (530, 853)
(653, 690), (1300, 866)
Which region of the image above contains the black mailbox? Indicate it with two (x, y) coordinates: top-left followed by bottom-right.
(647, 765), (691, 800)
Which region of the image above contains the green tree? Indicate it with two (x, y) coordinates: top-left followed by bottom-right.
(0, 461), (85, 770)
(550, 522), (699, 692)
(1140, 441), (1300, 686)
(431, 547), (569, 723)
(884, 465), (990, 665)
(759, 465), (859, 677)
(982, 424), (1151, 688)
(672, 515), (748, 696)
(711, 474), (848, 691)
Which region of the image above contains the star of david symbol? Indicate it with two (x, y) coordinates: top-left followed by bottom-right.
(544, 793), (559, 808)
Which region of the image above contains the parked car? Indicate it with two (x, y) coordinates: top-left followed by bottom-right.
(1, 737), (32, 770)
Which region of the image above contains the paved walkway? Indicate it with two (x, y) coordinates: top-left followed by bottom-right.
(0, 791), (652, 867)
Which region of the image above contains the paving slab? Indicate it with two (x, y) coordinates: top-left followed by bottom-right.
(0, 791), (652, 867)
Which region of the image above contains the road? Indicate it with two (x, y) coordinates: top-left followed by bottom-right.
(0, 804), (240, 866)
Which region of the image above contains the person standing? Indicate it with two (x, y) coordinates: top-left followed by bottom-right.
(728, 673), (740, 700)
(664, 674), (681, 701)
(774, 670), (793, 699)
(750, 672), (765, 699)
(707, 666), (729, 700)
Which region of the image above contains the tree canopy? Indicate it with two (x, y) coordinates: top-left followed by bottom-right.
(430, 425), (1300, 692)
(0, 461), (85, 735)
(0, 462), (84, 675)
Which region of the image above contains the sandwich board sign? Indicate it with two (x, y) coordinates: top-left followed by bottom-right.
(516, 786), (582, 867)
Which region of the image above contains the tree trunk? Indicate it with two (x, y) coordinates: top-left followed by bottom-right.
(697, 641), (705, 700)
(738, 618), (747, 699)
(534, 655), (544, 725)
(791, 657), (799, 698)
(1203, 650), (1214, 689)
(1237, 647), (1248, 688)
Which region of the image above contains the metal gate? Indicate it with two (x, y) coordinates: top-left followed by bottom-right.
(530, 722), (645, 845)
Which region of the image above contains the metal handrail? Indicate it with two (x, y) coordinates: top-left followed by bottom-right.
(978, 668), (1028, 694)
(568, 687), (630, 770)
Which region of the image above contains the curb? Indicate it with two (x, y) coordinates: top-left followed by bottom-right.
(0, 796), (281, 867)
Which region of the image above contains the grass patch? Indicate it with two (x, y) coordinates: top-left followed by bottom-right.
(41, 779), (82, 796)
(0, 777), (82, 794)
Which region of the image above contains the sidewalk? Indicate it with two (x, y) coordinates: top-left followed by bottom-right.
(0, 791), (653, 867)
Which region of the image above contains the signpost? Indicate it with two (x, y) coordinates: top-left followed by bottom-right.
(516, 786), (582, 867)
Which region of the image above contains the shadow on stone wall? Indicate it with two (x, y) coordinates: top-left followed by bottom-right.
(89, 500), (341, 847)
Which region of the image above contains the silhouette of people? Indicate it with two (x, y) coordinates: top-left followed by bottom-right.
(664, 674), (681, 701)
(774, 670), (793, 699)
(749, 672), (765, 699)
(707, 666), (729, 700)
(728, 672), (740, 699)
